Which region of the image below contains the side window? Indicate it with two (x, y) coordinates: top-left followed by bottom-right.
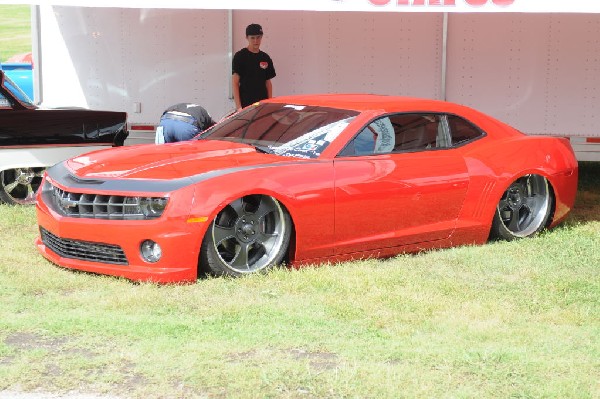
(447, 115), (484, 146)
(353, 126), (377, 155)
(339, 114), (445, 156)
(339, 117), (395, 156)
(388, 114), (441, 152)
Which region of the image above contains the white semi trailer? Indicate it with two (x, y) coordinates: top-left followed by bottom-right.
(15, 0), (600, 162)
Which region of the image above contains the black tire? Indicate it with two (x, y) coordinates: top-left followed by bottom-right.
(200, 194), (292, 277)
(0, 167), (45, 205)
(490, 174), (554, 241)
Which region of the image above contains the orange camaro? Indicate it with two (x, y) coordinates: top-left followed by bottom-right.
(35, 95), (578, 282)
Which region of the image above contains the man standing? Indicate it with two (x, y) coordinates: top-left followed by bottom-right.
(232, 23), (276, 111)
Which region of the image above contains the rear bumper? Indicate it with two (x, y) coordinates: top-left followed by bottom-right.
(549, 164), (578, 227)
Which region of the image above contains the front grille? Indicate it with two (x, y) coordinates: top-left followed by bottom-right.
(47, 185), (151, 220)
(40, 228), (128, 265)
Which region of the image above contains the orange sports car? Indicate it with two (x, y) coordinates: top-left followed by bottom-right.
(35, 95), (578, 282)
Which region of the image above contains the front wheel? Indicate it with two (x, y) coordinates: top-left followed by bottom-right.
(200, 195), (292, 277)
(0, 167), (45, 205)
(490, 174), (554, 241)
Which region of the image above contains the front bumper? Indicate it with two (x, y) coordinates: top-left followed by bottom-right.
(35, 196), (207, 283)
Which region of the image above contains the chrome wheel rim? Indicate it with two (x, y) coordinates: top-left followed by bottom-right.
(497, 175), (550, 237)
(0, 168), (45, 205)
(211, 195), (287, 274)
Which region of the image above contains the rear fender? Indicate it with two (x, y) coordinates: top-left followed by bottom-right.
(461, 135), (577, 234)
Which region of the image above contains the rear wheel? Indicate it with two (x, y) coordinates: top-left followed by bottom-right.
(200, 195), (292, 277)
(0, 167), (45, 205)
(490, 174), (553, 240)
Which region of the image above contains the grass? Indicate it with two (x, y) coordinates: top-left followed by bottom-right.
(0, 5), (31, 63)
(0, 163), (598, 398)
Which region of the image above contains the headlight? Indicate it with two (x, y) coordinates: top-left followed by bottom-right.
(139, 197), (168, 218)
(122, 196), (168, 219)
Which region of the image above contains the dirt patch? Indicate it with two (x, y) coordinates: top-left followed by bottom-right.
(227, 348), (339, 371)
(0, 390), (123, 398)
(5, 332), (69, 352)
(287, 348), (339, 371)
(2, 332), (145, 398)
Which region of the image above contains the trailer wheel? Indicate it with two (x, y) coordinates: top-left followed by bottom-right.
(0, 167), (45, 205)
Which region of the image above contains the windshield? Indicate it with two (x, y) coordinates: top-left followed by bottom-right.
(0, 72), (34, 106)
(199, 103), (358, 159)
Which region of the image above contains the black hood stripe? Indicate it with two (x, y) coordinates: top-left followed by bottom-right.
(47, 160), (320, 193)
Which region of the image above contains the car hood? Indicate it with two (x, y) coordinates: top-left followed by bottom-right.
(65, 140), (293, 180)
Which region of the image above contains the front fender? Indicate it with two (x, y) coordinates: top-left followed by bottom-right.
(188, 161), (336, 261)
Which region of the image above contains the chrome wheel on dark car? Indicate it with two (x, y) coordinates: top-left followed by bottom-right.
(200, 194), (292, 277)
(490, 174), (553, 240)
(0, 167), (45, 205)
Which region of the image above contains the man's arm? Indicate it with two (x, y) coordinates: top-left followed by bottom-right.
(266, 79), (273, 99)
(232, 73), (242, 111)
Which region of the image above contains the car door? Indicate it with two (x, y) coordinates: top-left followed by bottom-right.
(333, 113), (470, 255)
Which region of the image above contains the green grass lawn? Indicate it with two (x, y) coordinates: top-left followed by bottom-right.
(0, 5), (31, 62)
(0, 163), (598, 398)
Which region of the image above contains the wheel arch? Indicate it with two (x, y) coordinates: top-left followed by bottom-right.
(486, 170), (557, 240)
(194, 186), (300, 277)
(468, 135), (576, 232)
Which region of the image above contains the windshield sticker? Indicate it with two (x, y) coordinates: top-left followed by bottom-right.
(273, 117), (352, 158)
(284, 105), (306, 111)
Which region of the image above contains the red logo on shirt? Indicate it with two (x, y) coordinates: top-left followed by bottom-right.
(260, 62), (269, 69)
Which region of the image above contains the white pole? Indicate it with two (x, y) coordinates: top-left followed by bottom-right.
(441, 12), (448, 101)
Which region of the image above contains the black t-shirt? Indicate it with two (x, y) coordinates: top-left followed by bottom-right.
(232, 48), (276, 107)
(163, 103), (215, 130)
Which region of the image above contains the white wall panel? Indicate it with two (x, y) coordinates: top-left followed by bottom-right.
(40, 6), (231, 123)
(446, 13), (600, 137)
(233, 11), (443, 99)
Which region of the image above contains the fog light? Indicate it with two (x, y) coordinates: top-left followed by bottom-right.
(140, 240), (162, 263)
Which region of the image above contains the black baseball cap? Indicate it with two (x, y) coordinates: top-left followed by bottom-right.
(246, 23), (263, 36)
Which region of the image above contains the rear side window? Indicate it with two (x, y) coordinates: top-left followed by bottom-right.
(447, 115), (484, 146)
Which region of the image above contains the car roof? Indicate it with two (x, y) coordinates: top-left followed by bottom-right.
(263, 93), (467, 114)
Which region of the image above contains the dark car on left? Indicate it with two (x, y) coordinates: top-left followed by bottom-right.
(0, 70), (128, 204)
